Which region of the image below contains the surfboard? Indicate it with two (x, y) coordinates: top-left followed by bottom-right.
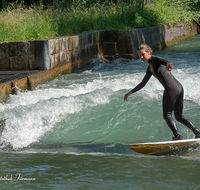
(129, 138), (200, 155)
(0, 119), (5, 137)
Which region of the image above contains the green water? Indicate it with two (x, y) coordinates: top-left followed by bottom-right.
(0, 34), (200, 189)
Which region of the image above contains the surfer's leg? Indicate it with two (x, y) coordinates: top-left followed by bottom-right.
(163, 91), (182, 140)
(174, 90), (200, 138)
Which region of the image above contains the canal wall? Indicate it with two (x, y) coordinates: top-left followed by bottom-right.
(0, 21), (199, 102)
(0, 32), (98, 71)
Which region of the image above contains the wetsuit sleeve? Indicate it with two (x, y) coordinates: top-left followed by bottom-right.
(131, 67), (152, 93)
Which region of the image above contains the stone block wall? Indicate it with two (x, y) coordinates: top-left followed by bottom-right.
(48, 31), (99, 70)
(129, 21), (199, 58)
(98, 30), (133, 59)
(0, 31), (99, 71)
(0, 41), (35, 71)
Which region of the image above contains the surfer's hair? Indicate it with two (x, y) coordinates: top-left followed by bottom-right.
(138, 44), (152, 54)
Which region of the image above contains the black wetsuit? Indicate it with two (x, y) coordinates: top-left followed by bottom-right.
(131, 55), (200, 138)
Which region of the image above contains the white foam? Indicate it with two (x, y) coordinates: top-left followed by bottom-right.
(0, 88), (112, 149)
(173, 68), (200, 105)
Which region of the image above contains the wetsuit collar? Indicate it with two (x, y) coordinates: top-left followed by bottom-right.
(148, 55), (153, 63)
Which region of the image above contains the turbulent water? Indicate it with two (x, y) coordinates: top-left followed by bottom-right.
(0, 35), (200, 189)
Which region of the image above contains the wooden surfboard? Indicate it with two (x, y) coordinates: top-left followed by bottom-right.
(129, 139), (200, 155)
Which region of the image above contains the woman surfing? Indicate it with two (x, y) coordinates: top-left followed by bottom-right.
(124, 44), (200, 140)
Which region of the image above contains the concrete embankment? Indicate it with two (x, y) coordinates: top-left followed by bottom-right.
(0, 21), (199, 102)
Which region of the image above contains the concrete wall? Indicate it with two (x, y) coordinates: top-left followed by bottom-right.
(0, 31), (99, 71)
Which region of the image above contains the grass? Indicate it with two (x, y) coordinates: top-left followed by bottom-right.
(0, 1), (199, 42)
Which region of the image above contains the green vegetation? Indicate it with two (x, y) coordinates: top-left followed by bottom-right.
(0, 0), (200, 42)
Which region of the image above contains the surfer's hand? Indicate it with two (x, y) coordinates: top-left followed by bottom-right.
(124, 92), (132, 101)
(166, 63), (174, 71)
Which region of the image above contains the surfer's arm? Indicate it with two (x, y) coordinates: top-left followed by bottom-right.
(124, 68), (152, 101)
